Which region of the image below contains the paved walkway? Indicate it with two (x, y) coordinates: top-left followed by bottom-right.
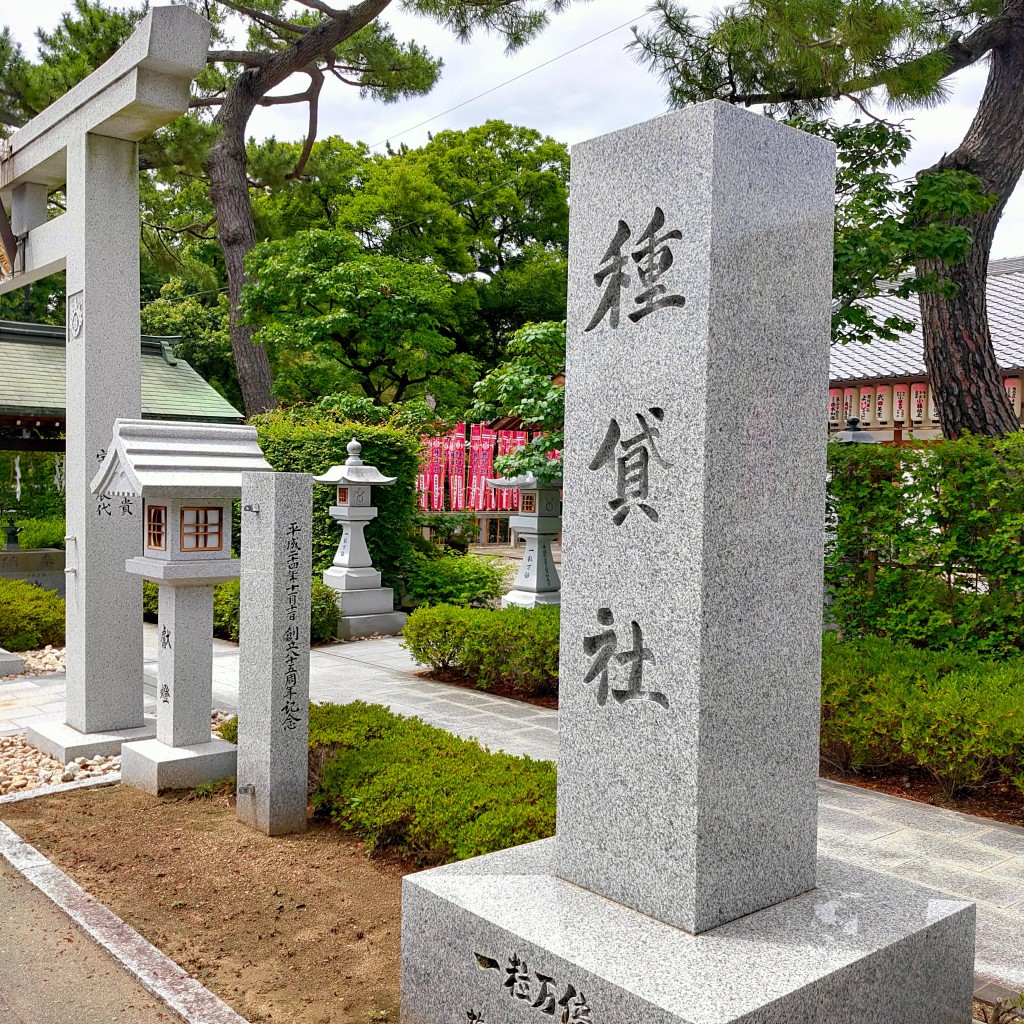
(0, 862), (174, 1024)
(1, 623), (1022, 996)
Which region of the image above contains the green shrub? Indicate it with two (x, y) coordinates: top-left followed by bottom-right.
(252, 412), (420, 590)
(0, 578), (65, 651)
(402, 554), (509, 609)
(147, 576), (337, 643)
(403, 604), (560, 695)
(827, 433), (1024, 656)
(216, 715), (238, 744)
(11, 517), (66, 550)
(821, 633), (1024, 795)
(0, 452), (64, 519)
(309, 701), (555, 865)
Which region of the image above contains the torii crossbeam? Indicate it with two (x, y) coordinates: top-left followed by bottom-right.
(0, 7), (211, 760)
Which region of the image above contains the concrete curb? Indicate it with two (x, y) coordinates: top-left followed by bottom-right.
(0, 817), (248, 1024)
(0, 772), (120, 804)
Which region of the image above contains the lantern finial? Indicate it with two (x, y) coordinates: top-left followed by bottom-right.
(346, 439), (363, 464)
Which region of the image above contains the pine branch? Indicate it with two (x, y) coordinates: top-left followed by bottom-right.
(286, 69), (324, 180)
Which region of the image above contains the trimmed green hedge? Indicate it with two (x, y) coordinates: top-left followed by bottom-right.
(216, 701), (556, 866)
(144, 576), (339, 644)
(403, 604), (559, 695)
(0, 578), (65, 651)
(10, 517), (65, 550)
(308, 701), (555, 864)
(252, 412), (420, 592)
(822, 633), (1024, 795)
(402, 554), (510, 609)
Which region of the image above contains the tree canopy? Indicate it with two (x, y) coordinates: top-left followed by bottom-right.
(631, 0), (1024, 437)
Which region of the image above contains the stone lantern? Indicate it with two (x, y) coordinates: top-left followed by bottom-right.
(314, 439), (407, 639)
(486, 473), (562, 608)
(90, 418), (272, 793)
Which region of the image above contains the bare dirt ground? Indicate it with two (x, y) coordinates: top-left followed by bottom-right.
(1, 785), (405, 1024)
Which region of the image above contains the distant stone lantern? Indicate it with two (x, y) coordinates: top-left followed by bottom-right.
(487, 473), (562, 608)
(90, 419), (272, 794)
(314, 439), (407, 639)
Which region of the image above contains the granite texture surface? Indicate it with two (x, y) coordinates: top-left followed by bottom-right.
(27, 718), (156, 762)
(401, 840), (975, 1024)
(335, 611), (408, 640)
(0, 649), (24, 676)
(63, 132), (145, 739)
(557, 100), (837, 933)
(236, 472), (312, 836)
(153, 584), (214, 747)
(120, 737), (236, 795)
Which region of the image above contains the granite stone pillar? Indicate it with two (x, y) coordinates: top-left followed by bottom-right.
(155, 585), (215, 747)
(400, 101), (975, 1024)
(237, 472), (312, 836)
(63, 133), (146, 737)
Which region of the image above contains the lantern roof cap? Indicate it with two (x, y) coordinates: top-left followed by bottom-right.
(89, 418), (272, 498)
(313, 438), (397, 486)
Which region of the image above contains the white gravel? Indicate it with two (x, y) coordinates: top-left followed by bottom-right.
(0, 644), (66, 681)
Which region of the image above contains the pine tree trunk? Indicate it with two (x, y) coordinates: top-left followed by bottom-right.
(205, 72), (277, 417)
(916, 0), (1024, 437)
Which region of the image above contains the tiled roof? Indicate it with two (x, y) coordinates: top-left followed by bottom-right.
(829, 257), (1024, 384)
(0, 320), (243, 422)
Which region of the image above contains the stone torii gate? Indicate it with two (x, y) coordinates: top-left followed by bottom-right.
(0, 7), (211, 761)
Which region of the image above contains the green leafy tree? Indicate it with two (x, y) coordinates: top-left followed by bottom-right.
(632, 0), (1024, 437)
(470, 320), (565, 483)
(242, 229), (477, 408)
(3, 1), (581, 417)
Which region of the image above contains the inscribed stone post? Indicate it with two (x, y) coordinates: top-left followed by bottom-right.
(399, 101), (975, 1024)
(237, 472), (312, 836)
(555, 99), (832, 933)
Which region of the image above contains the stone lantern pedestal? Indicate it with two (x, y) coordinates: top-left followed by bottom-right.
(487, 474), (562, 609)
(315, 440), (407, 639)
(86, 419), (271, 793)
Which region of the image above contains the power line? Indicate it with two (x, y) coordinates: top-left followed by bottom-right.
(368, 11), (652, 151)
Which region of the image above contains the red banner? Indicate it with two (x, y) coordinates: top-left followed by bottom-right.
(446, 423), (466, 511)
(417, 437), (430, 510)
(429, 435), (446, 511)
(480, 427), (498, 511)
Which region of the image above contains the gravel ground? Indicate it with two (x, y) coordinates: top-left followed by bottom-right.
(0, 711), (233, 798)
(0, 644), (65, 681)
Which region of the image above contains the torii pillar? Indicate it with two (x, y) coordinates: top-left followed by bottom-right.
(0, 7), (211, 761)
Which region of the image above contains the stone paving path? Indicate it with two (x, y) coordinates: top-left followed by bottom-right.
(0, 623), (1021, 996)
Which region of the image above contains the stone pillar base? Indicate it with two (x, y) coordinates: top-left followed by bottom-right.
(120, 736), (236, 795)
(500, 590), (561, 609)
(402, 839), (975, 1024)
(27, 717), (157, 762)
(337, 611), (407, 640)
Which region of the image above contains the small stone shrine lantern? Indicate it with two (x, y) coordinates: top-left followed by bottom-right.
(487, 473), (562, 608)
(314, 439), (407, 639)
(90, 419), (271, 794)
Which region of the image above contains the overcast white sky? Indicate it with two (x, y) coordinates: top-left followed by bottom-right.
(4, 0), (1021, 257)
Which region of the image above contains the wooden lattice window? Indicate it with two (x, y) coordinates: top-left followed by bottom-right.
(521, 493), (537, 514)
(146, 505), (167, 551)
(181, 507), (223, 552)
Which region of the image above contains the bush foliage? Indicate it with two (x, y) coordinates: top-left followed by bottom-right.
(0, 578), (65, 651)
(821, 633), (1024, 795)
(11, 517), (66, 550)
(252, 411), (420, 592)
(402, 554), (509, 609)
(827, 433), (1024, 656)
(403, 604), (559, 695)
(309, 701), (555, 865)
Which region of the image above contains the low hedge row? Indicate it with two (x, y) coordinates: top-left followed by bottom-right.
(218, 701), (556, 865)
(0, 578), (65, 651)
(821, 633), (1024, 795)
(403, 603), (559, 695)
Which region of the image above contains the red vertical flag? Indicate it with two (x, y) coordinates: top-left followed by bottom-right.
(447, 423), (466, 511)
(480, 427), (498, 510)
(417, 437), (431, 510)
